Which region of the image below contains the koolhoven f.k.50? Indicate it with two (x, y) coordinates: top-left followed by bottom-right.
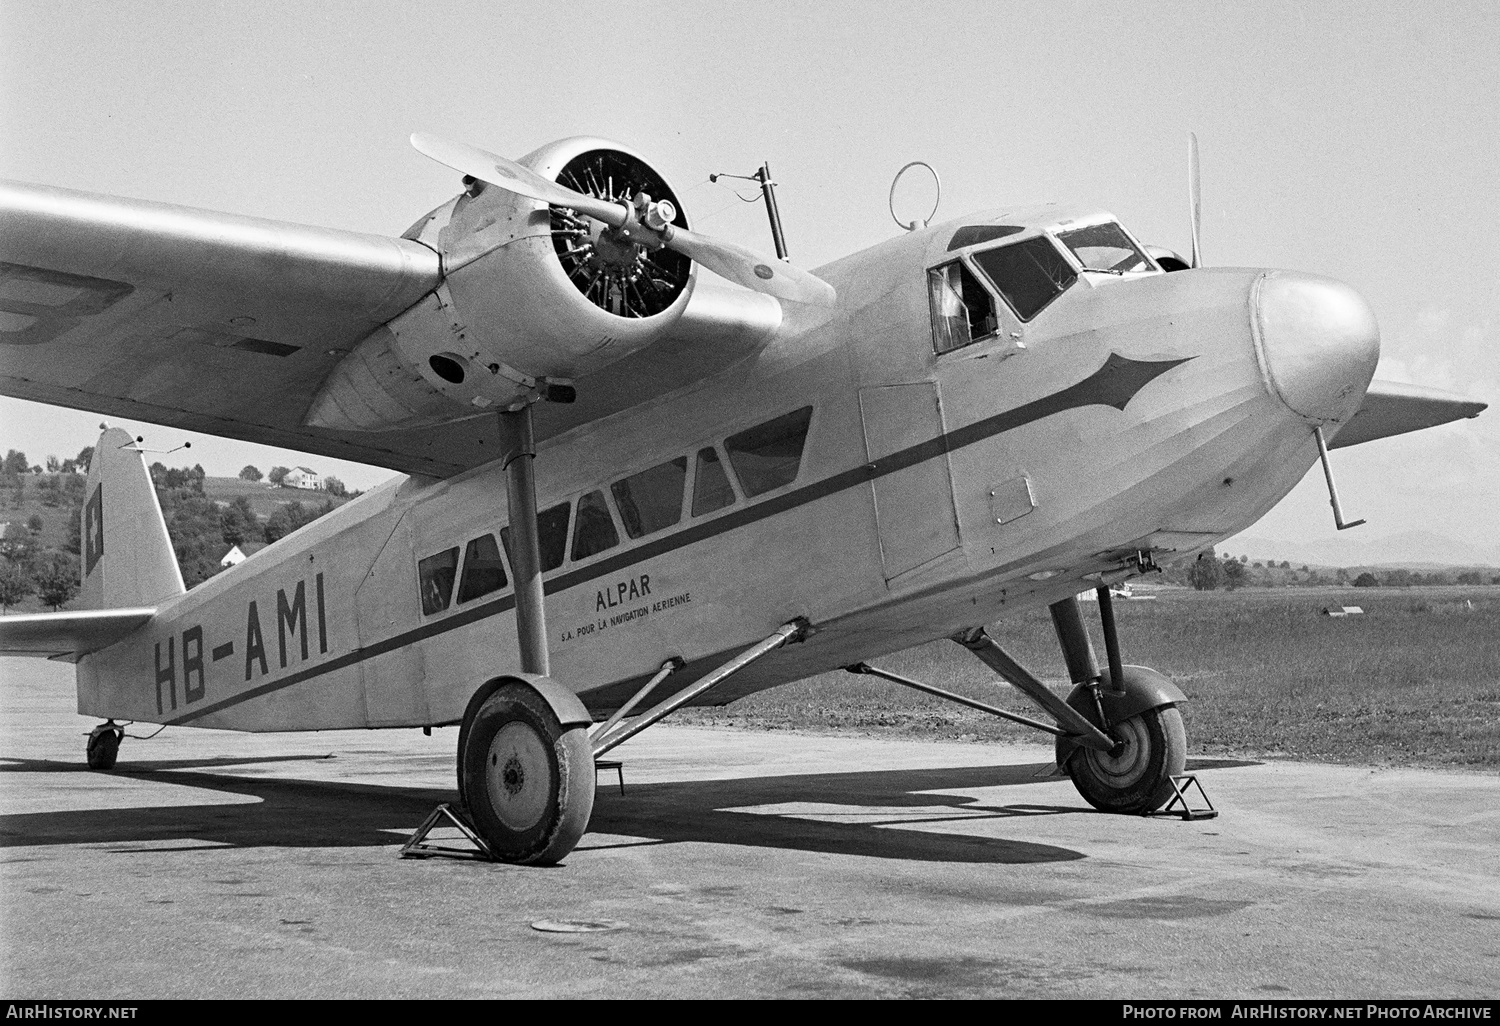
(0, 133), (1484, 863)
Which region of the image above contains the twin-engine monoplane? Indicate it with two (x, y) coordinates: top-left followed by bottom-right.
(0, 131), (1484, 863)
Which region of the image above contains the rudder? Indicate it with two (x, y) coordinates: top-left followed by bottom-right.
(77, 427), (185, 609)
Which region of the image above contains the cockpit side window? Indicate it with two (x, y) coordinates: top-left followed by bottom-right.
(928, 260), (999, 354)
(1056, 222), (1153, 274)
(971, 237), (1078, 322)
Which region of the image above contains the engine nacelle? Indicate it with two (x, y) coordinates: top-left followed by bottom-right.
(306, 137), (696, 431)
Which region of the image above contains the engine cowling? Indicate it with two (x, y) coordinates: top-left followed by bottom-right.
(306, 137), (696, 431)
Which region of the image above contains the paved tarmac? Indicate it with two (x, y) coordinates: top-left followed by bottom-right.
(2, 657), (1497, 999)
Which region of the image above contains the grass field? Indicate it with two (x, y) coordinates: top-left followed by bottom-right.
(677, 586), (1500, 770)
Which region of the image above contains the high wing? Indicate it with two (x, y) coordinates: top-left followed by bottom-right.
(1329, 379), (1487, 449)
(0, 609), (155, 662)
(0, 178), (783, 477)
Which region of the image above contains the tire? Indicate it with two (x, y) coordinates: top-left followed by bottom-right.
(86, 728), (121, 771)
(1060, 705), (1185, 815)
(460, 683), (595, 865)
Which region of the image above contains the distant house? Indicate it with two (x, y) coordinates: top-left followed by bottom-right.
(220, 542), (268, 568)
(283, 467), (321, 491)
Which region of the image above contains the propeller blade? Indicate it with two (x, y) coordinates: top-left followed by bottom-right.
(412, 133), (836, 307)
(663, 227), (836, 306)
(1188, 132), (1202, 268)
(410, 133), (627, 227)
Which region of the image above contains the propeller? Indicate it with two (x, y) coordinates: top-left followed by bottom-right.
(1188, 131), (1202, 269)
(411, 133), (836, 307)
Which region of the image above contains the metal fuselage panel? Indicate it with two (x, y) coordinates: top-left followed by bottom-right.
(75, 213), (1324, 731)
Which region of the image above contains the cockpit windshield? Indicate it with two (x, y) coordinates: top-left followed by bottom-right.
(1055, 222), (1154, 274)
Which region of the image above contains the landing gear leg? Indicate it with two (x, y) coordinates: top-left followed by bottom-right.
(86, 720), (123, 770)
(452, 404), (595, 864)
(1050, 590), (1186, 814)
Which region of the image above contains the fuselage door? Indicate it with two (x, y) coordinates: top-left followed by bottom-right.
(858, 382), (961, 584)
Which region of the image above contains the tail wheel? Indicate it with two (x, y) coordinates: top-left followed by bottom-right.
(1060, 705), (1186, 815)
(86, 726), (122, 771)
(460, 683), (595, 865)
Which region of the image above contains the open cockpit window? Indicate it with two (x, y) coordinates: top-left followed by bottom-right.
(928, 261), (999, 354)
(1055, 222), (1154, 274)
(971, 237), (1077, 322)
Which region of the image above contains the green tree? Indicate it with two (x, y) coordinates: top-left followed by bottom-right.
(26, 514), (43, 534)
(1353, 572), (1379, 587)
(1188, 554), (1223, 591)
(268, 466), (291, 486)
(33, 551), (79, 610)
(323, 475), (347, 497)
(75, 446), (94, 472)
(239, 465), (263, 482)
(0, 558), (32, 612)
(1222, 559), (1249, 590)
(2, 450), (29, 475)
(1, 522), (32, 560)
(45, 455), (60, 472)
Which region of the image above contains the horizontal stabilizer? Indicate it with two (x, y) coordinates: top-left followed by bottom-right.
(1329, 379), (1487, 449)
(0, 608), (154, 661)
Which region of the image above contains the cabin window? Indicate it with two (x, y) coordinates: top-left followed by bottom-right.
(571, 490), (619, 561)
(457, 533), (507, 604)
(612, 456), (687, 539)
(928, 261), (999, 354)
(1055, 222), (1153, 274)
(726, 407), (814, 497)
(500, 501), (571, 574)
(971, 237), (1077, 321)
(418, 547), (459, 615)
(691, 446), (735, 516)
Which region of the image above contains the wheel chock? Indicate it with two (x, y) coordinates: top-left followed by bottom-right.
(399, 803), (495, 861)
(1152, 774), (1217, 820)
(595, 759), (625, 795)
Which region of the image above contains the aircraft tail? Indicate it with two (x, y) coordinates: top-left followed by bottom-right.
(77, 427), (186, 610)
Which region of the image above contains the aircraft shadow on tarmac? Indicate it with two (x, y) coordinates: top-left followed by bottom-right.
(0, 755), (1257, 866)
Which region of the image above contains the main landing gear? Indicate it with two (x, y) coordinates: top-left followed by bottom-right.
(848, 585), (1187, 815)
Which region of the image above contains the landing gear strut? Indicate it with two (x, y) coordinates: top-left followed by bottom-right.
(1047, 589), (1186, 814)
(86, 720), (123, 770)
(850, 586), (1189, 815)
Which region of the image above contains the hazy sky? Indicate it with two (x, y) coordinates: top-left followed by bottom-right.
(1, 1), (1495, 555)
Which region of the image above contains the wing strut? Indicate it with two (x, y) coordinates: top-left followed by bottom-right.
(591, 619), (808, 758)
(499, 406), (550, 674)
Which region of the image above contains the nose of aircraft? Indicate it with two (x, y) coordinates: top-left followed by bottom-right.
(1254, 271), (1380, 424)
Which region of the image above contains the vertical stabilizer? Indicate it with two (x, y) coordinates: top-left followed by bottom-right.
(77, 427), (186, 609)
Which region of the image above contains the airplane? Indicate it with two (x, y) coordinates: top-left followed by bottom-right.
(0, 132), (1485, 865)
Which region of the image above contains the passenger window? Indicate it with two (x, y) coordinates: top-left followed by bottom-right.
(691, 446), (735, 516)
(418, 548), (459, 615)
(457, 534), (507, 604)
(971, 237), (1077, 321)
(612, 457), (687, 539)
(726, 407), (814, 497)
(928, 261), (999, 354)
(571, 490), (619, 561)
(500, 502), (571, 574)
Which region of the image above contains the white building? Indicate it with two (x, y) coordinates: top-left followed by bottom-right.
(283, 467), (321, 491)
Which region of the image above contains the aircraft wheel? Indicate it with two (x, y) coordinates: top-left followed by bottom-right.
(1060, 705), (1185, 814)
(86, 726), (122, 771)
(460, 683), (595, 865)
